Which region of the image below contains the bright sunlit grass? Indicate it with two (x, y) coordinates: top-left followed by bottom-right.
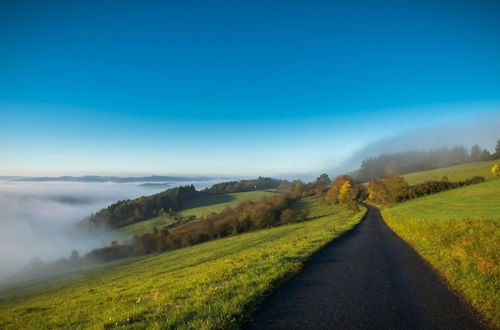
(381, 180), (500, 327)
(402, 160), (498, 185)
(0, 196), (365, 329)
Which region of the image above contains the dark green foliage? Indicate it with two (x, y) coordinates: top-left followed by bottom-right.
(202, 177), (282, 194)
(470, 144), (482, 161)
(85, 194), (295, 263)
(86, 178), (283, 229)
(367, 173), (486, 205)
(397, 176), (486, 202)
(496, 139), (500, 158)
(87, 185), (198, 228)
(480, 149), (492, 161)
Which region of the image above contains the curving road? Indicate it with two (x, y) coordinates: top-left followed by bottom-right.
(244, 205), (486, 329)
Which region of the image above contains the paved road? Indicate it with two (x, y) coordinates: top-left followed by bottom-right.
(245, 205), (486, 329)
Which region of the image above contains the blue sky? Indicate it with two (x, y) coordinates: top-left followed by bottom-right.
(1, 0), (499, 176)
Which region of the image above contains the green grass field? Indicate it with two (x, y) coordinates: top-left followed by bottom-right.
(117, 190), (281, 241)
(0, 196), (365, 329)
(402, 160), (498, 185)
(381, 180), (500, 327)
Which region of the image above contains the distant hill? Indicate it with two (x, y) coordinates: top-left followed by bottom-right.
(10, 175), (216, 183)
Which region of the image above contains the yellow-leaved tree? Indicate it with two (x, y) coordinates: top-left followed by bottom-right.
(491, 164), (500, 177)
(338, 180), (351, 202)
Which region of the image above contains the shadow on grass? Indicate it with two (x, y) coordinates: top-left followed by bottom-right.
(181, 194), (236, 210)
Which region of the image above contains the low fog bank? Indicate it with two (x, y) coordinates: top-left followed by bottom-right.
(336, 113), (500, 174)
(0, 178), (227, 282)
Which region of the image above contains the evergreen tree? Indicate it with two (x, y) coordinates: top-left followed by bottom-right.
(470, 144), (481, 161)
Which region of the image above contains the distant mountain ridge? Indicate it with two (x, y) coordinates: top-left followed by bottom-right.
(7, 175), (217, 183)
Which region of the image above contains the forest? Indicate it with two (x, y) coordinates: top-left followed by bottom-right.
(352, 141), (500, 182)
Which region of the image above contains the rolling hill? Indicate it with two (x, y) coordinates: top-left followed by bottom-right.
(116, 190), (281, 241)
(402, 159), (498, 185)
(0, 196), (365, 329)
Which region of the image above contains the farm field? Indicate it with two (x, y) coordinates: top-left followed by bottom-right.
(0, 196), (365, 329)
(381, 179), (500, 327)
(402, 159), (498, 185)
(117, 190), (281, 241)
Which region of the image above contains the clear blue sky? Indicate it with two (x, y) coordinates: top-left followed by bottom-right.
(1, 0), (499, 176)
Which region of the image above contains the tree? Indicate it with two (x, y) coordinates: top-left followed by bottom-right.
(338, 180), (351, 202)
(325, 175), (351, 205)
(280, 209), (296, 224)
(290, 180), (305, 198)
(314, 174), (331, 195)
(69, 250), (80, 262)
(337, 180), (359, 213)
(495, 139), (500, 159)
(491, 164), (500, 177)
(316, 173), (331, 185)
(470, 144), (481, 161)
(480, 149), (491, 161)
(367, 174), (409, 204)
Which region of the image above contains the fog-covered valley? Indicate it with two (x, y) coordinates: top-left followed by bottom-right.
(0, 178), (226, 281)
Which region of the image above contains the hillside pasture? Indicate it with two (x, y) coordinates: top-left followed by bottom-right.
(402, 160), (498, 185)
(0, 196), (365, 329)
(117, 190), (280, 241)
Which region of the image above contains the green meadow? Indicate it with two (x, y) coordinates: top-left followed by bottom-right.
(117, 190), (280, 241)
(402, 159), (498, 185)
(381, 179), (500, 327)
(0, 196), (365, 329)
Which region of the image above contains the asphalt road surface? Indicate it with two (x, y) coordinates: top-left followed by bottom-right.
(245, 205), (486, 330)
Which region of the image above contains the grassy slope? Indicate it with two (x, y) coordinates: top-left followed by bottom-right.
(381, 179), (500, 327)
(117, 190), (280, 241)
(402, 159), (498, 185)
(0, 196), (365, 329)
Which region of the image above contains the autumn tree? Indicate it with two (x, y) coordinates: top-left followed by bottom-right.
(367, 174), (409, 204)
(280, 209), (296, 224)
(491, 164), (500, 177)
(325, 175), (352, 205)
(290, 180), (306, 198)
(337, 180), (360, 213)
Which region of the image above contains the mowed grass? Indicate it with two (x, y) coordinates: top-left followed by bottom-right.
(381, 180), (500, 327)
(117, 190), (280, 241)
(0, 196), (365, 329)
(402, 160), (498, 185)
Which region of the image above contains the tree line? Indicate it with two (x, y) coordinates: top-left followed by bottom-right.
(353, 139), (500, 182)
(367, 173), (486, 204)
(84, 194), (305, 262)
(85, 177), (283, 229)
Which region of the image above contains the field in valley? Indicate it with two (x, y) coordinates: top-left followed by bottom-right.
(117, 190), (281, 241)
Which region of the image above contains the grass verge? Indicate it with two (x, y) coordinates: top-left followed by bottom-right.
(380, 180), (500, 327)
